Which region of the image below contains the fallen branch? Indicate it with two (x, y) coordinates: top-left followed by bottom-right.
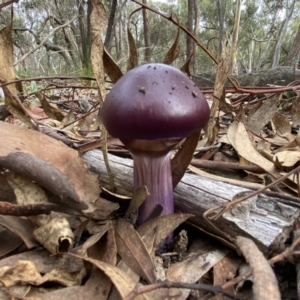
(81, 150), (300, 253)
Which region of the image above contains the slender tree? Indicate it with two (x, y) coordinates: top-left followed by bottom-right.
(271, 0), (296, 68)
(142, 0), (151, 62)
(228, 0), (242, 74)
(283, 25), (300, 67)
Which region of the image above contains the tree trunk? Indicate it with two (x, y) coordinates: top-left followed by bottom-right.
(192, 66), (300, 87)
(104, 0), (118, 51)
(192, 2), (199, 74)
(77, 0), (92, 69)
(186, 0), (194, 60)
(81, 150), (300, 253)
(228, 0), (242, 75)
(283, 25), (300, 68)
(271, 0), (296, 68)
(216, 0), (225, 59)
(142, 0), (151, 63)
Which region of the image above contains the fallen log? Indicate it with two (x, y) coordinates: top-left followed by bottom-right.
(81, 150), (300, 253)
(192, 66), (300, 87)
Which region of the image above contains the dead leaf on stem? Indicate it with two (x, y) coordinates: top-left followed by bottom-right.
(162, 14), (180, 65)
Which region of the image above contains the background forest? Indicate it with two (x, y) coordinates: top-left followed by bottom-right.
(0, 0), (299, 78)
(1, 1), (300, 299)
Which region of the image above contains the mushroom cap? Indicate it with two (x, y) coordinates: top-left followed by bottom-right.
(102, 63), (210, 140)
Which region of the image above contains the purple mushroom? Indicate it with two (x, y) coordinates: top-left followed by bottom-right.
(102, 63), (210, 226)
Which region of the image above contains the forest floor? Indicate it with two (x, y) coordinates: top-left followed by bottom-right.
(0, 77), (300, 300)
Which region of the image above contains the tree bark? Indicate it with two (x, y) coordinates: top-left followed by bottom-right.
(186, 0), (194, 60)
(104, 0), (118, 51)
(142, 0), (151, 63)
(228, 0), (242, 75)
(283, 25), (300, 68)
(271, 0), (296, 68)
(216, 0), (225, 59)
(81, 150), (300, 253)
(77, 0), (92, 69)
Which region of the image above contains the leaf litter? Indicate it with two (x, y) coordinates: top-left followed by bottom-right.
(0, 1), (299, 300)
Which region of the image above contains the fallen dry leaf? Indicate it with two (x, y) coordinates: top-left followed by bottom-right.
(0, 215), (38, 249)
(6, 173), (51, 226)
(124, 185), (149, 219)
(77, 223), (117, 300)
(213, 256), (242, 300)
(0, 248), (83, 274)
(33, 217), (74, 254)
(114, 218), (156, 284)
(0, 121), (100, 210)
(0, 260), (85, 288)
(274, 150), (300, 168)
(246, 95), (278, 134)
(0, 229), (23, 258)
(171, 130), (201, 188)
(138, 213), (193, 252)
(71, 254), (150, 300)
(271, 111), (292, 137)
(166, 239), (229, 300)
(35, 91), (64, 121)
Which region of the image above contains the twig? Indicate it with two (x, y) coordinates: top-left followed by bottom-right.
(0, 201), (58, 216)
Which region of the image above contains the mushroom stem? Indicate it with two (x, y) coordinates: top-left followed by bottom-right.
(133, 151), (174, 226)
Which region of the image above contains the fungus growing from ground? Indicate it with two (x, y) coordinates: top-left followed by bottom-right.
(102, 63), (210, 226)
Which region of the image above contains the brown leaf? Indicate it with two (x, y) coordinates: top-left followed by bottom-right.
(127, 26), (139, 71)
(114, 218), (156, 284)
(0, 215), (38, 249)
(213, 256), (242, 300)
(0, 173), (15, 201)
(171, 130), (201, 188)
(0, 260), (84, 287)
(138, 213), (193, 252)
(166, 239), (229, 300)
(0, 229), (23, 258)
(291, 94), (300, 126)
(0, 248), (83, 274)
(246, 95), (278, 134)
(32, 286), (81, 300)
(3, 84), (36, 128)
(162, 14), (180, 65)
(228, 121), (298, 192)
(7, 173), (51, 226)
(0, 121), (100, 210)
(33, 217), (74, 254)
(227, 121), (275, 174)
(78, 223), (117, 300)
(71, 253), (150, 300)
(273, 151), (300, 168)
(35, 92), (64, 121)
(180, 53), (193, 76)
(235, 236), (281, 300)
(124, 185), (149, 218)
(79, 224), (108, 254)
(272, 111), (291, 136)
(206, 46), (230, 145)
(103, 48), (123, 84)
